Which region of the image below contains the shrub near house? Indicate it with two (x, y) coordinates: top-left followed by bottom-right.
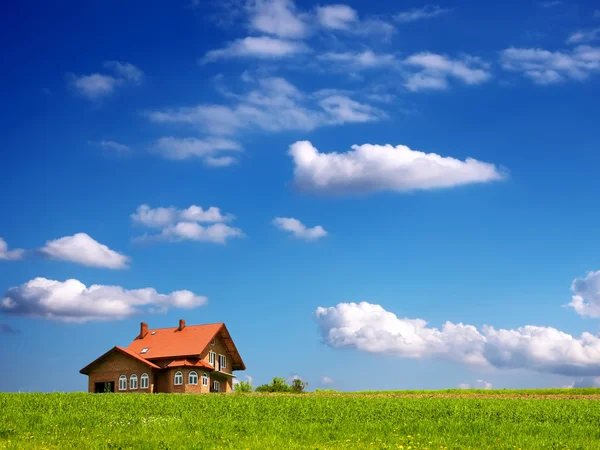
(80, 320), (245, 394)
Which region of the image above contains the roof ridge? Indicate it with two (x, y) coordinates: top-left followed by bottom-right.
(145, 322), (224, 331)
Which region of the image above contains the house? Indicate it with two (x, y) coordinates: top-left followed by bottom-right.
(80, 320), (245, 394)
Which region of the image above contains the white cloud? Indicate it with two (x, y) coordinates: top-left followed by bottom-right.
(0, 238), (24, 261)
(404, 53), (492, 91)
(90, 140), (133, 155)
(153, 137), (241, 166)
(315, 301), (600, 376)
(0, 278), (206, 323)
(132, 204), (242, 244)
(321, 376), (334, 385)
(68, 61), (143, 99)
(247, 0), (309, 38)
(568, 270), (600, 318)
(289, 141), (504, 195)
(458, 380), (492, 390)
(39, 233), (129, 269)
(567, 28), (600, 44)
(148, 76), (383, 135)
(317, 50), (397, 69)
(273, 217), (328, 241)
(500, 46), (600, 84)
(202, 36), (310, 62)
(316, 4), (358, 30)
(103, 61), (144, 83)
(395, 5), (451, 23)
(132, 204), (234, 228)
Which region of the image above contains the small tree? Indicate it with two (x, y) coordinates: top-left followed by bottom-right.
(234, 380), (253, 393)
(291, 378), (308, 393)
(255, 377), (292, 393)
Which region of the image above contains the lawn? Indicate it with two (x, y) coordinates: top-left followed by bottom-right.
(2, 391), (600, 449)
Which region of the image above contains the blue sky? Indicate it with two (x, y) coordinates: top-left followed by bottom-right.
(1, 0), (600, 392)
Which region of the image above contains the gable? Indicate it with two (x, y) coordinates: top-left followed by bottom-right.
(80, 346), (160, 375)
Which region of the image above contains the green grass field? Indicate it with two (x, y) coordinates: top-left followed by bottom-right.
(2, 390), (600, 449)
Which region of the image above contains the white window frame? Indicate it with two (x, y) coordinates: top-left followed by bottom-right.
(219, 354), (227, 370)
(174, 371), (183, 386)
(209, 351), (216, 366)
(188, 371), (198, 385)
(129, 374), (138, 390)
(140, 373), (149, 389)
(118, 375), (127, 391)
(202, 373), (208, 386)
(213, 380), (220, 392)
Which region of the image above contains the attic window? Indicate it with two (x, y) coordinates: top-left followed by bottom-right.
(151, 331), (156, 335)
(141, 348), (149, 354)
(211, 337), (215, 346)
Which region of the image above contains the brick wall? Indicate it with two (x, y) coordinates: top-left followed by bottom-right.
(87, 351), (155, 393)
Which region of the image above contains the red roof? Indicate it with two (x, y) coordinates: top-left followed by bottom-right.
(79, 346), (161, 374)
(127, 322), (246, 370)
(166, 358), (213, 369)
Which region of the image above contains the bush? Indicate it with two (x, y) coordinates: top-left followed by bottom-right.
(291, 379), (308, 393)
(255, 377), (293, 393)
(234, 380), (253, 393)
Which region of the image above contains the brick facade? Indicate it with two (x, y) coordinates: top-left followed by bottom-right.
(87, 351), (155, 393)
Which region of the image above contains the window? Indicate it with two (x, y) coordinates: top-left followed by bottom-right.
(174, 371), (183, 385)
(213, 380), (220, 392)
(118, 375), (127, 391)
(202, 373), (208, 386)
(209, 351), (216, 366)
(140, 373), (149, 389)
(219, 354), (227, 370)
(140, 348), (149, 354)
(130, 374), (138, 390)
(189, 371), (198, 385)
(211, 337), (215, 345)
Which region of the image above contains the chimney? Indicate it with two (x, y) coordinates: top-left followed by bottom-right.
(139, 322), (148, 339)
(178, 319), (186, 331)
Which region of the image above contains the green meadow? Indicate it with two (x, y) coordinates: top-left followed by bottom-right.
(2, 391), (600, 449)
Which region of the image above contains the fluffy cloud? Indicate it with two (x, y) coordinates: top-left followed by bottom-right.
(39, 233), (129, 269)
(148, 76), (383, 136)
(500, 46), (600, 84)
(132, 204), (243, 244)
(273, 217), (328, 241)
(202, 37), (310, 62)
(403, 53), (492, 91)
(395, 5), (451, 23)
(458, 380), (492, 390)
(153, 137), (241, 166)
(289, 141), (504, 194)
(316, 4), (358, 30)
(0, 278), (206, 323)
(247, 0), (309, 38)
(315, 301), (600, 376)
(0, 238), (24, 261)
(567, 28), (600, 44)
(68, 61), (143, 99)
(568, 270), (600, 318)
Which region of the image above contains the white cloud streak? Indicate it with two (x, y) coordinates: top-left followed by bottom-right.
(317, 50), (397, 69)
(458, 380), (492, 390)
(273, 217), (328, 241)
(1, 278), (206, 323)
(68, 61), (143, 99)
(289, 141), (504, 195)
(315, 301), (600, 376)
(567, 28), (600, 44)
(39, 233), (129, 269)
(395, 5), (451, 23)
(153, 137), (241, 166)
(202, 36), (310, 62)
(500, 46), (600, 84)
(0, 238), (24, 261)
(316, 4), (358, 30)
(404, 53), (491, 91)
(90, 140), (133, 155)
(247, 0), (309, 38)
